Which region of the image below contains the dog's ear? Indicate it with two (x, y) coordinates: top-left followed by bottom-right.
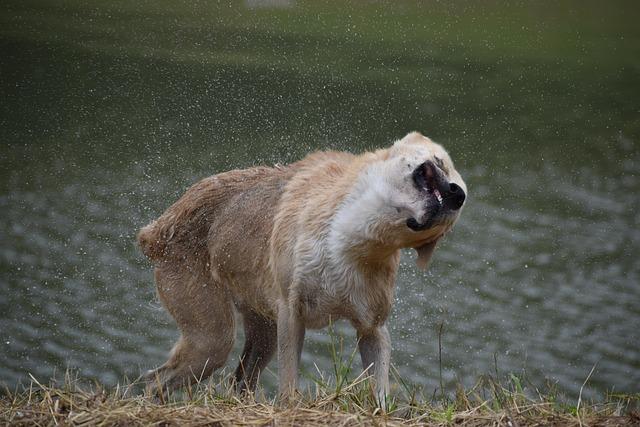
(414, 239), (440, 270)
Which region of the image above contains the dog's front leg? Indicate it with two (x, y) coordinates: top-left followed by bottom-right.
(277, 299), (305, 401)
(358, 325), (391, 407)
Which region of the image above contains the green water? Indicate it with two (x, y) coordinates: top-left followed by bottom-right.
(1, 0), (638, 398)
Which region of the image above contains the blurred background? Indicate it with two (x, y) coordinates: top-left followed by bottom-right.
(1, 0), (638, 399)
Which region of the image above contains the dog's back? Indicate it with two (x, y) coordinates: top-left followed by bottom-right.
(138, 165), (294, 265)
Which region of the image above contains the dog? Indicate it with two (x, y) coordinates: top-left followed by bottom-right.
(137, 132), (466, 403)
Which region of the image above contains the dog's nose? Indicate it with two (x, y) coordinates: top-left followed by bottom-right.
(444, 183), (465, 210)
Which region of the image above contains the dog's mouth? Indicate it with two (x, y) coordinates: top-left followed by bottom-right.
(407, 160), (465, 231)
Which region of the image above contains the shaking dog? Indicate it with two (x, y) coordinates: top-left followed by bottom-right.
(138, 132), (466, 403)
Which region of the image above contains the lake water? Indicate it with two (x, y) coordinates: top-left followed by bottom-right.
(1, 0), (638, 399)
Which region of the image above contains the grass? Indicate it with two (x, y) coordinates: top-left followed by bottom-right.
(1, 370), (638, 426)
(1, 331), (638, 426)
(0, 2), (638, 424)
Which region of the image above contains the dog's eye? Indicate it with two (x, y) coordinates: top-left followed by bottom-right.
(434, 156), (448, 173)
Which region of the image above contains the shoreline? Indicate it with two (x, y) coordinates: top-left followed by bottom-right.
(2, 373), (637, 426)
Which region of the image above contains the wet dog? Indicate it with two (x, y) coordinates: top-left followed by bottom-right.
(137, 132), (466, 403)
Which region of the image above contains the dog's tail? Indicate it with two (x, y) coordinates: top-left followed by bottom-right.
(136, 175), (228, 263)
(137, 219), (169, 261)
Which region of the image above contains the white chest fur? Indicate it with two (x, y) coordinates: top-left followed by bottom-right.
(290, 237), (398, 332)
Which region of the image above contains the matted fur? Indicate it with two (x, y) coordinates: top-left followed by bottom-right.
(137, 132), (466, 403)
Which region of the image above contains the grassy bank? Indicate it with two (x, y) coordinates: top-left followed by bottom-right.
(2, 332), (639, 425)
(2, 371), (638, 426)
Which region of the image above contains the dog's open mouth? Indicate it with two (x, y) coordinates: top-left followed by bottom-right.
(407, 160), (465, 231)
(422, 166), (444, 211)
(427, 182), (444, 207)
(414, 159), (442, 197)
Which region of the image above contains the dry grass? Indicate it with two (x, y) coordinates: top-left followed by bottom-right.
(2, 331), (638, 426)
(1, 367), (638, 427)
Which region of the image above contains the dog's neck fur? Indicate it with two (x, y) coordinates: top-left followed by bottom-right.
(328, 161), (399, 269)
(323, 161), (401, 328)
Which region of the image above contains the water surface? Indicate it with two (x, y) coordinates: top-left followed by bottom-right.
(1, 0), (639, 398)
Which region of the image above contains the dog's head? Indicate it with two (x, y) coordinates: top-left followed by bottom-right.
(376, 132), (467, 269)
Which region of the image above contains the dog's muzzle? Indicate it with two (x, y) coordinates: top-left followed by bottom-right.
(407, 160), (466, 231)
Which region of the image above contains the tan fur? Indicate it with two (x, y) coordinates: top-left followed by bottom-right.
(138, 132), (466, 403)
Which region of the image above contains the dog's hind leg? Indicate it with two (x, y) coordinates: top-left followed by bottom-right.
(146, 264), (235, 395)
(234, 310), (277, 393)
